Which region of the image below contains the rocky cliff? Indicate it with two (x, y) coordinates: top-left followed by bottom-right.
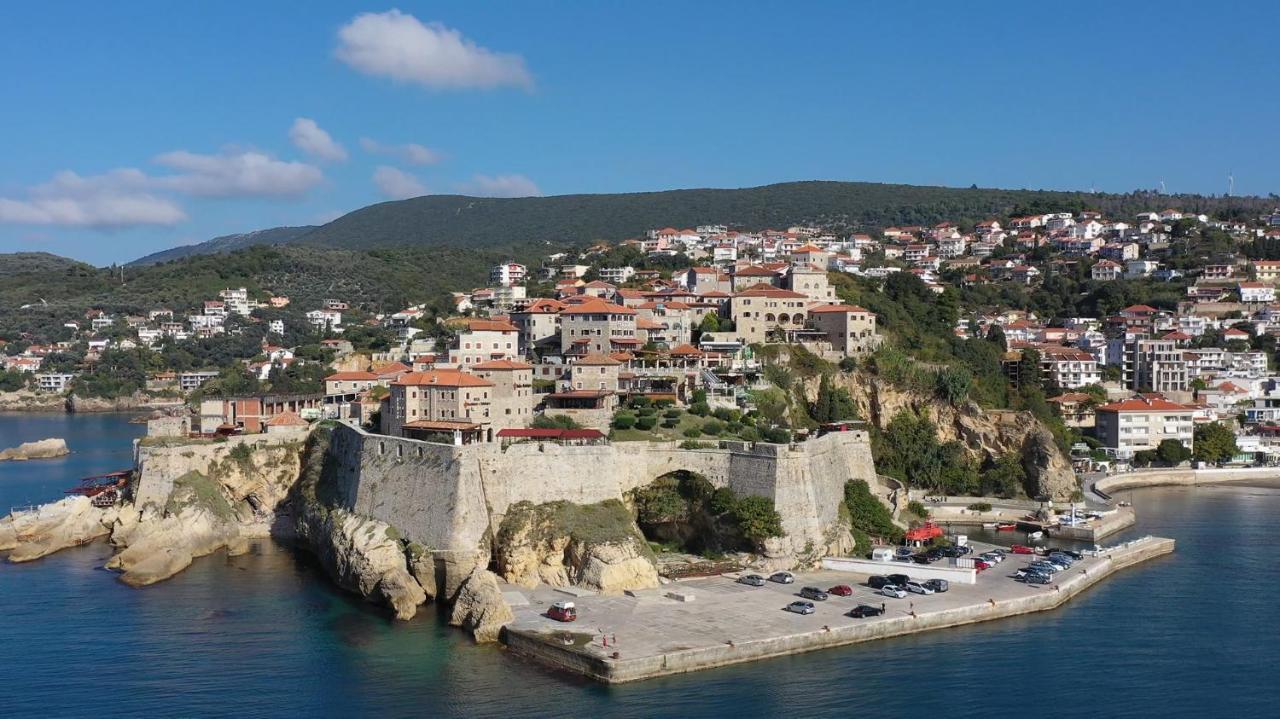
(836, 373), (1078, 499)
(494, 500), (660, 594)
(0, 437), (69, 462)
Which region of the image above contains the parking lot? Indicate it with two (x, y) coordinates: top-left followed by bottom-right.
(504, 541), (1100, 661)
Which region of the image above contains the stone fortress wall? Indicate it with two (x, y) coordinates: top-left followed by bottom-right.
(324, 423), (879, 557)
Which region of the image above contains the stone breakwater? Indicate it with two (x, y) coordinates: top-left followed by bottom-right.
(504, 536), (1175, 684)
(0, 438), (69, 462)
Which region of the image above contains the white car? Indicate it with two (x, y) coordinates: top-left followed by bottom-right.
(879, 585), (907, 599)
(785, 601), (816, 615)
(980, 552), (1004, 564)
(769, 572), (795, 584)
(904, 581), (935, 595)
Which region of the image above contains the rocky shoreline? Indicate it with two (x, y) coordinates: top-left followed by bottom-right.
(0, 390), (184, 414)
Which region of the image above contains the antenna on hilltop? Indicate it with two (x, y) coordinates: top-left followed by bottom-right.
(1228, 171), (1235, 197)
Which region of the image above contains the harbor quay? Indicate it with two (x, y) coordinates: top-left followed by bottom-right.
(501, 536), (1174, 683)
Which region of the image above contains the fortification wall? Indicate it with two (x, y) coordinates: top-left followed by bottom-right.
(133, 429), (308, 510)
(325, 424), (878, 558)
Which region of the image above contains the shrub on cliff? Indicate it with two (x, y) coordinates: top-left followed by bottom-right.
(634, 416), (657, 431)
(844, 479), (902, 549)
(532, 414), (581, 430)
(612, 412), (637, 430)
(728, 496), (784, 546)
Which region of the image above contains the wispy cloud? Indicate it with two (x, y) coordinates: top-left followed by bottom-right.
(373, 165), (427, 200)
(458, 173), (541, 198)
(153, 150), (324, 198)
(359, 137), (441, 166)
(0, 169), (186, 228)
(289, 117), (348, 162)
(335, 10), (533, 91)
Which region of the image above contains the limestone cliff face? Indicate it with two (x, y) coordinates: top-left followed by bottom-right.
(0, 438), (69, 461)
(836, 373), (1079, 499)
(493, 500), (660, 595)
(294, 506), (427, 620)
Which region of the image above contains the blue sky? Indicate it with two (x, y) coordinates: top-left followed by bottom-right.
(2, 1), (1278, 265)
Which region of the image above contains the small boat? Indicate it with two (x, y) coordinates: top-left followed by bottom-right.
(995, 522), (1017, 532)
(1028, 530), (1045, 540)
(981, 522), (998, 529)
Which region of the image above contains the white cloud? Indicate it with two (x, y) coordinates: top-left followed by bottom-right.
(359, 137), (441, 166)
(335, 10), (532, 91)
(0, 169), (186, 228)
(459, 173), (541, 198)
(289, 118), (348, 161)
(153, 150), (324, 197)
(373, 165), (427, 200)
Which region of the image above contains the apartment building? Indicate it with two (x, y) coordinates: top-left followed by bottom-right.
(1095, 396), (1194, 458)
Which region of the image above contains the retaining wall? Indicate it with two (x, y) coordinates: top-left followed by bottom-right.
(1095, 467), (1280, 496)
(325, 424), (879, 556)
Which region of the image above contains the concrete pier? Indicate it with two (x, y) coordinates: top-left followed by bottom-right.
(502, 536), (1174, 683)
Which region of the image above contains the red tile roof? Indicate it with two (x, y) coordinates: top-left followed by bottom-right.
(325, 371), (377, 381)
(471, 359), (532, 370)
(808, 304), (870, 314)
(1097, 397), (1188, 412)
(393, 370), (493, 388)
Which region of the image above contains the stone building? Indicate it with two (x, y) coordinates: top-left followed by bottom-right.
(730, 285), (811, 343)
(558, 298), (638, 356)
(450, 319), (521, 367)
(385, 370), (494, 444)
(470, 359), (536, 431)
(806, 304), (880, 356)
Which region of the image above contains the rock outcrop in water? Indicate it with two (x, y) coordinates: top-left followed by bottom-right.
(0, 496), (117, 561)
(294, 506), (427, 620)
(0, 437), (70, 462)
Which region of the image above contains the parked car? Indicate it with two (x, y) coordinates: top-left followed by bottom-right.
(737, 574), (766, 587)
(905, 581), (935, 595)
(785, 601), (816, 615)
(828, 584), (854, 596)
(925, 548), (945, 561)
(923, 578), (949, 593)
(980, 552), (1004, 564)
(894, 547), (915, 562)
(868, 575), (893, 589)
(1044, 556), (1072, 570)
(848, 604), (884, 618)
(1048, 552), (1075, 566)
(879, 585), (907, 599)
(1011, 544), (1035, 555)
(769, 572), (795, 584)
(987, 548), (1008, 558)
(1028, 562), (1059, 574)
(547, 601), (577, 622)
(887, 573), (912, 588)
(799, 586), (830, 601)
(1015, 568), (1050, 580)
(1051, 548), (1083, 560)
(972, 558), (992, 571)
(911, 553), (933, 564)
(1022, 572), (1052, 585)
(939, 546), (963, 558)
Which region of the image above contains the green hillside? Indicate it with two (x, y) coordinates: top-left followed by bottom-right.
(296, 181), (1272, 250)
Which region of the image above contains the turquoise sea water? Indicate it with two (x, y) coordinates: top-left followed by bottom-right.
(1, 413), (1276, 718)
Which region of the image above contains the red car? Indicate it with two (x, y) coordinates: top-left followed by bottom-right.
(1011, 544), (1034, 555)
(828, 585), (854, 596)
(972, 558), (992, 571)
(547, 601), (577, 622)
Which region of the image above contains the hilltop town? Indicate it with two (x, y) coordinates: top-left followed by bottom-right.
(5, 205), (1280, 472)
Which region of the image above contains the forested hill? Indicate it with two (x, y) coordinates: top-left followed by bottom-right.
(128, 180), (1277, 263)
(128, 225), (316, 266)
(284, 182), (1279, 250)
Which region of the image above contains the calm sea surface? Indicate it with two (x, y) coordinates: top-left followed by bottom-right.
(1, 413), (1276, 718)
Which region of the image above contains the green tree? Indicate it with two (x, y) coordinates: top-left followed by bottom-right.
(698, 313), (720, 334)
(980, 454), (1027, 498)
(728, 495), (784, 547)
(1156, 439), (1192, 465)
(1193, 422), (1239, 463)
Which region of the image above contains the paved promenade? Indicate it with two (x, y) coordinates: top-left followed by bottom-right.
(503, 536), (1174, 683)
